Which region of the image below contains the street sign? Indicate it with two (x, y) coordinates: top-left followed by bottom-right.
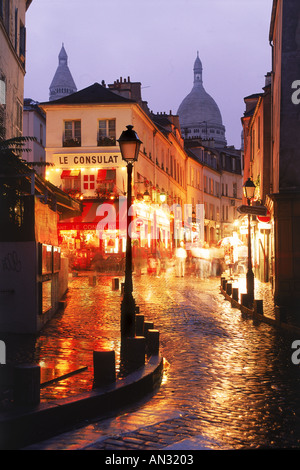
(237, 205), (268, 216)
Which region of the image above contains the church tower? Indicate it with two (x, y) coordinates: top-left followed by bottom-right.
(49, 44), (77, 101)
(193, 51), (203, 86)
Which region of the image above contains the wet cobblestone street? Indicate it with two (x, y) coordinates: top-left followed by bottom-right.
(4, 270), (300, 450)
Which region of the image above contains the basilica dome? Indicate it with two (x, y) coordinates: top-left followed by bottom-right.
(177, 53), (226, 147)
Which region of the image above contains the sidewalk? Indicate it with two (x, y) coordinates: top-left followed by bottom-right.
(221, 273), (300, 334)
(0, 354), (164, 450)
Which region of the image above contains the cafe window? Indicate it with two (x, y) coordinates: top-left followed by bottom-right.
(98, 119), (116, 146)
(61, 169), (81, 193)
(53, 246), (61, 272)
(96, 169), (116, 196)
(41, 244), (52, 274)
(63, 120), (81, 146)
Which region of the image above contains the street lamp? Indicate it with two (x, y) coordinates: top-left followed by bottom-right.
(243, 177), (256, 307)
(159, 191), (166, 203)
(143, 189), (151, 202)
(118, 125), (142, 337)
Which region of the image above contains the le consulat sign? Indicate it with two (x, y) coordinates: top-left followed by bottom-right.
(53, 153), (122, 167)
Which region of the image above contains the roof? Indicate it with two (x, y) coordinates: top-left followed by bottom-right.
(41, 82), (136, 106)
(244, 93), (263, 101)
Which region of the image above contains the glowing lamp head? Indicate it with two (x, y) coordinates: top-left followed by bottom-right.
(243, 177), (256, 200)
(143, 190), (150, 202)
(118, 125), (142, 164)
(159, 192), (166, 203)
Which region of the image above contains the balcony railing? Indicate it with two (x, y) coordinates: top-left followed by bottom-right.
(63, 137), (81, 147)
(97, 136), (116, 147)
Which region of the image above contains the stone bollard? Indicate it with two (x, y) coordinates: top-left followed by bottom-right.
(147, 329), (160, 356)
(59, 299), (67, 309)
(93, 350), (116, 387)
(121, 337), (145, 372)
(89, 274), (97, 286)
(226, 283), (232, 296)
(253, 299), (264, 316)
(13, 363), (40, 405)
(143, 321), (154, 339)
(275, 306), (287, 324)
(275, 306), (281, 324)
(222, 279), (227, 291)
(232, 287), (239, 302)
(121, 282), (125, 295)
(241, 293), (249, 308)
(135, 314), (144, 336)
(112, 278), (119, 290)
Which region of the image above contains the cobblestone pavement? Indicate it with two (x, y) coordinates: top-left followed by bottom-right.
(5, 269), (300, 450)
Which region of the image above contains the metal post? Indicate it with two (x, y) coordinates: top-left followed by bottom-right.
(247, 210), (254, 307)
(121, 162), (136, 338)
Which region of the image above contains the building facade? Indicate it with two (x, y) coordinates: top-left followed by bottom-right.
(185, 140), (243, 245)
(0, 0), (32, 140)
(39, 81), (188, 271)
(39, 46), (243, 272)
(23, 98), (46, 176)
(241, 0), (300, 306)
(267, 0), (300, 305)
(241, 75), (272, 284)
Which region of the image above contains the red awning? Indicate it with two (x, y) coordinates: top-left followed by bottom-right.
(97, 169), (116, 182)
(97, 169), (107, 181)
(61, 170), (81, 178)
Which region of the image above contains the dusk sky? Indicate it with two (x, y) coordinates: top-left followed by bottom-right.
(24, 0), (274, 149)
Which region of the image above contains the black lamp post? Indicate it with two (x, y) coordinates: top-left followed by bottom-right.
(243, 177), (256, 307)
(118, 125), (142, 338)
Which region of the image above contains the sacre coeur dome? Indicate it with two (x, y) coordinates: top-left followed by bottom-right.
(177, 53), (226, 147)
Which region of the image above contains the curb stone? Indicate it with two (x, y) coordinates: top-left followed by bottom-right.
(0, 355), (163, 450)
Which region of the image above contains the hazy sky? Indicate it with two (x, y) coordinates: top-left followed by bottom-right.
(24, 0), (274, 149)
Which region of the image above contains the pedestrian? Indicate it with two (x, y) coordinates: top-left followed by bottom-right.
(175, 241), (187, 277)
(156, 241), (161, 276)
(191, 244), (202, 277)
(133, 240), (142, 276)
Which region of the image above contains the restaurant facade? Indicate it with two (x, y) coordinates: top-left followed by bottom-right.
(39, 81), (188, 272)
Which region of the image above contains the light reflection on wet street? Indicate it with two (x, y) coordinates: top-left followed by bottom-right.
(4, 271), (300, 448)
(132, 274), (300, 448)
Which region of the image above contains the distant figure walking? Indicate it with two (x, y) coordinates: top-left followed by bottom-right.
(175, 242), (187, 277)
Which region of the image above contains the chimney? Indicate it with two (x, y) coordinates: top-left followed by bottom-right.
(265, 72), (271, 87)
